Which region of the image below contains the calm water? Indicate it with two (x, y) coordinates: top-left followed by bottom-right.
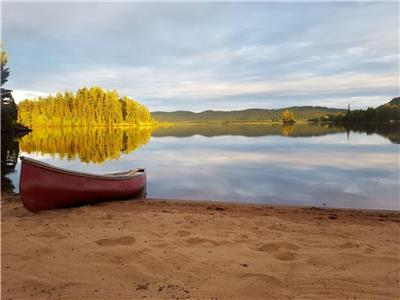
(3, 123), (399, 210)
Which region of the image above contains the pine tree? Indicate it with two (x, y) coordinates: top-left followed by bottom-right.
(1, 42), (18, 131)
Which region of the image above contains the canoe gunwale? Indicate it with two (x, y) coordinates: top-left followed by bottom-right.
(20, 156), (145, 181)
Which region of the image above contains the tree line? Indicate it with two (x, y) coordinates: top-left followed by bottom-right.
(151, 107), (346, 123)
(309, 97), (400, 124)
(18, 87), (154, 127)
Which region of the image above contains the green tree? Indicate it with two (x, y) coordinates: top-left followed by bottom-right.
(1, 42), (18, 131)
(327, 97), (400, 124)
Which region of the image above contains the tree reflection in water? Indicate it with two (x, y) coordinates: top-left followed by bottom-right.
(1, 133), (20, 192)
(151, 123), (399, 143)
(281, 124), (295, 136)
(19, 127), (153, 163)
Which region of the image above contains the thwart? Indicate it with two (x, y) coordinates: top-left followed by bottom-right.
(19, 156), (146, 212)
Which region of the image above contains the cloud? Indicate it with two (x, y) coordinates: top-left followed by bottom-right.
(11, 64), (396, 110)
(346, 47), (367, 57)
(12, 90), (50, 103)
(3, 2), (399, 110)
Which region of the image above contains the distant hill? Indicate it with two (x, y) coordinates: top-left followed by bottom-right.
(311, 97), (400, 124)
(377, 96), (400, 109)
(151, 106), (346, 123)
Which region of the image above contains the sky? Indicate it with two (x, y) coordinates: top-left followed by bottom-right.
(2, 1), (399, 112)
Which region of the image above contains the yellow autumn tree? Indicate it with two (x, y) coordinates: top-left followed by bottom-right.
(17, 87), (153, 128)
(281, 109), (296, 124)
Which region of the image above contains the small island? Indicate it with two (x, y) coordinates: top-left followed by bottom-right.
(281, 109), (296, 124)
(18, 87), (155, 128)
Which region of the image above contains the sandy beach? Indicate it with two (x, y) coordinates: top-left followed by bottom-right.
(1, 193), (399, 300)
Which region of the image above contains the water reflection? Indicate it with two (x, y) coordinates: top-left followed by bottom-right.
(152, 123), (346, 138)
(16, 123), (400, 166)
(142, 129), (398, 210)
(1, 133), (20, 192)
(281, 124), (295, 136)
(152, 122), (400, 143)
(19, 126), (152, 163)
(339, 123), (400, 144)
(2, 123), (399, 210)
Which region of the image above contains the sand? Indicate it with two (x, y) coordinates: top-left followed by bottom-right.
(1, 193), (400, 300)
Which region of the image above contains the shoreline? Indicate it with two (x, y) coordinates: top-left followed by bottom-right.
(2, 193), (400, 299)
(6, 191), (400, 213)
(147, 197), (400, 213)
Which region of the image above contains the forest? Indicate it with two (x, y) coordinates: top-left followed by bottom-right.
(151, 106), (346, 123)
(18, 87), (154, 128)
(309, 97), (400, 124)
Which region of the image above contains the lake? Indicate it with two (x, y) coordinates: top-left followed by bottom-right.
(2, 123), (399, 210)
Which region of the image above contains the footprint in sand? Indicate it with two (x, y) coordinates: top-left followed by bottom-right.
(337, 242), (359, 249)
(254, 242), (299, 261)
(337, 242), (376, 254)
(32, 229), (67, 240)
(185, 237), (222, 246)
(176, 230), (191, 237)
(95, 236), (136, 246)
(274, 251), (297, 261)
(240, 273), (284, 287)
(257, 242), (299, 252)
(363, 246), (376, 254)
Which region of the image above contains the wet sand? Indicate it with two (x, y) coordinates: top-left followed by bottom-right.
(2, 193), (400, 299)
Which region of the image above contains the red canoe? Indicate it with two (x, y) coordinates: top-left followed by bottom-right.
(19, 156), (146, 212)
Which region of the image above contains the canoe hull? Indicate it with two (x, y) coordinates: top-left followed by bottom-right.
(20, 159), (146, 212)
